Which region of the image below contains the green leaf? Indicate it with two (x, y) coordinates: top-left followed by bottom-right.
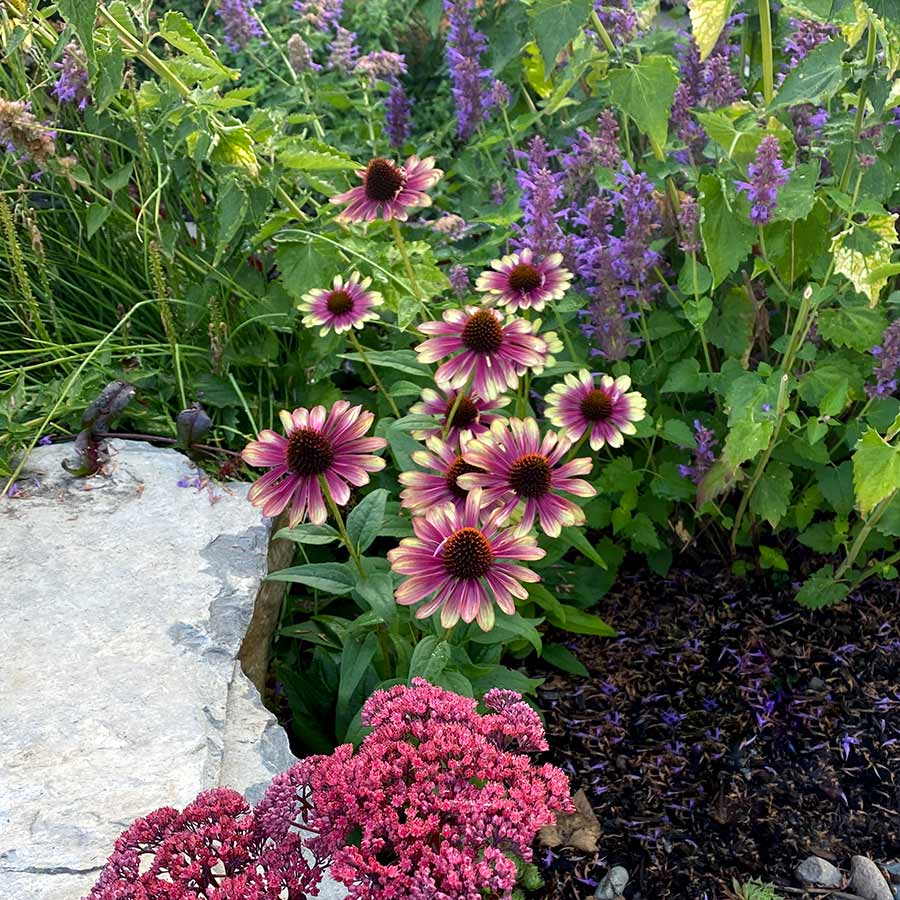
(470, 665), (544, 696)
(346, 489), (388, 553)
(337, 631), (378, 736)
(561, 526), (607, 568)
(775, 162), (819, 222)
(688, 0), (735, 60)
(339, 349), (431, 378)
(817, 305), (887, 352)
(541, 643), (589, 677)
(433, 670), (474, 697)
(274, 523), (340, 545)
(758, 545), (789, 571)
(214, 177), (249, 265)
(818, 461), (855, 516)
(662, 419), (697, 447)
(267, 562), (356, 594)
(661, 358), (705, 393)
(699, 174), (755, 286)
(552, 605), (617, 636)
(57, 0), (98, 62)
(722, 419), (774, 468)
(352, 573), (397, 622)
(750, 461), (793, 527)
(276, 239), (341, 299)
(770, 39), (848, 110)
(528, 0), (593, 72)
(408, 636), (451, 681)
(159, 11), (237, 84)
(102, 161), (133, 194)
(94, 43), (124, 112)
(280, 141), (360, 172)
(853, 427), (900, 515)
(794, 565), (850, 609)
(86, 202), (113, 239)
(607, 55), (679, 148)
(468, 612), (544, 654)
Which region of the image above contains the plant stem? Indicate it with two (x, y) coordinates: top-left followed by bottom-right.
(348, 331), (400, 417)
(838, 25), (878, 193)
(758, 0), (775, 104)
(389, 218), (427, 315)
(321, 476), (366, 578)
(835, 490), (896, 580)
(442, 375), (474, 441)
(590, 11), (617, 54)
(690, 253), (714, 373)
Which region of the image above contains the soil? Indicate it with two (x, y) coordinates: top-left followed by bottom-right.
(535, 563), (900, 900)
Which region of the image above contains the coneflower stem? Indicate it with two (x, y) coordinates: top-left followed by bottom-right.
(321, 477), (366, 578)
(348, 330), (401, 417)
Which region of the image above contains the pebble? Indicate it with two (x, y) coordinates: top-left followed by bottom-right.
(850, 856), (894, 900)
(795, 855), (843, 888)
(808, 676), (826, 691)
(595, 866), (629, 899)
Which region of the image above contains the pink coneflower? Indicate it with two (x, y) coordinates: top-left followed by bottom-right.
(416, 307), (548, 401)
(387, 488), (545, 631)
(458, 417), (595, 537)
(409, 387), (509, 445)
(399, 435), (481, 514)
(299, 272), (383, 335)
(331, 155), (443, 223)
(242, 401), (387, 526)
(545, 370), (646, 450)
(475, 248), (572, 312)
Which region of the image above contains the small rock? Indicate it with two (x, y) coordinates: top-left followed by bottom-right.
(795, 855), (842, 888)
(808, 676), (826, 691)
(595, 866), (629, 899)
(850, 856), (893, 900)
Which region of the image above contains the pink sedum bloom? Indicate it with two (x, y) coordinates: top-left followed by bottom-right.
(242, 401), (386, 527)
(476, 247), (572, 312)
(399, 434), (480, 514)
(331, 155), (442, 222)
(299, 271), (383, 335)
(459, 417), (596, 537)
(416, 306), (548, 401)
(408, 386), (509, 445)
(289, 679), (572, 900)
(545, 369), (647, 450)
(387, 488), (545, 630)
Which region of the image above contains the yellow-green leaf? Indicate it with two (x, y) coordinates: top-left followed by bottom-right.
(688, 0), (735, 61)
(830, 213), (898, 306)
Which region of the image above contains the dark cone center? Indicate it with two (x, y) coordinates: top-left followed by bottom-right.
(286, 427), (335, 477)
(445, 394), (479, 430)
(462, 310), (504, 354)
(364, 158), (405, 202)
(509, 453), (552, 499)
(325, 289), (354, 315)
(508, 263), (543, 293)
(442, 527), (495, 579)
(445, 455), (478, 500)
(580, 388), (614, 422)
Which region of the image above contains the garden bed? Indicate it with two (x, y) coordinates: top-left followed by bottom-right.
(536, 563), (900, 899)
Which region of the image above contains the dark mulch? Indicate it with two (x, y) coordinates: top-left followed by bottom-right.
(535, 564), (900, 899)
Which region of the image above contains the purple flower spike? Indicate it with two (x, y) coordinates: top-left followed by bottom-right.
(867, 320), (900, 398)
(735, 136), (791, 225)
(384, 80), (412, 148)
(53, 41), (91, 110)
(444, 0), (494, 140)
(215, 0), (263, 52)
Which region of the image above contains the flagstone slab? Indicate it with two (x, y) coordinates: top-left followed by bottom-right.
(0, 440), (345, 900)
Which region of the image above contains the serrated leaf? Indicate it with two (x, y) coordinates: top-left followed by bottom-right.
(607, 55), (679, 148)
(853, 427), (900, 515)
(529, 0), (593, 72)
(699, 174), (756, 286)
(750, 461), (793, 527)
(817, 304), (887, 351)
(159, 11), (237, 82)
(57, 0), (97, 62)
(280, 143), (360, 172)
(214, 177), (249, 265)
(770, 39), (848, 109)
(830, 214), (898, 306)
(688, 0), (735, 61)
(795, 565), (850, 609)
